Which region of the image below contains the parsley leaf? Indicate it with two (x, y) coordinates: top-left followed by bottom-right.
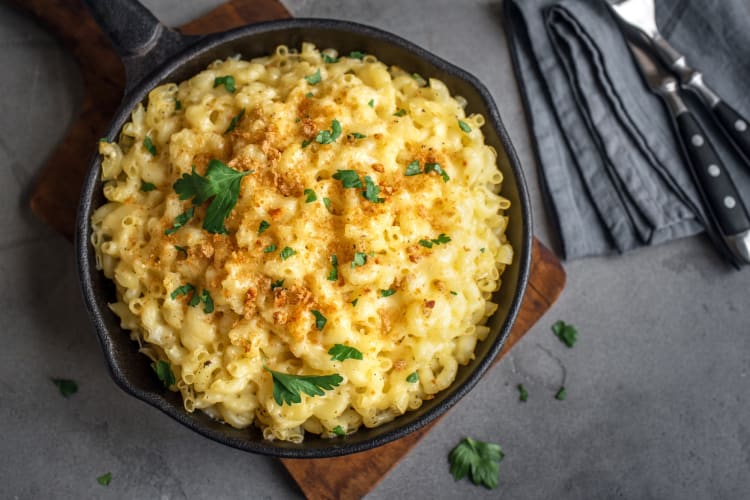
(424, 162), (450, 182)
(305, 68), (322, 85)
(311, 310), (327, 330)
(201, 290), (214, 314)
(405, 160), (422, 176)
(305, 92), (314, 98)
(280, 247), (297, 260)
(165, 207), (194, 235)
(175, 99), (182, 110)
(351, 252), (367, 268)
(323, 197), (332, 212)
(143, 136), (157, 156)
(362, 175), (384, 203)
(419, 239), (433, 248)
(323, 54), (339, 63)
(140, 181), (156, 192)
(349, 51), (365, 59)
(448, 437), (503, 490)
(333, 425), (346, 436)
(380, 289), (396, 297)
(174, 245), (188, 256)
(518, 384), (528, 402)
(327, 255), (339, 281)
(214, 75), (235, 93)
(304, 188), (317, 203)
(171, 283), (196, 300)
(258, 220), (270, 234)
(555, 387), (567, 400)
(224, 108), (245, 134)
(351, 298), (359, 307)
(333, 169), (362, 188)
(96, 472), (112, 487)
(480, 247), (486, 253)
(328, 344), (363, 361)
(368, 99), (375, 108)
(349, 132), (366, 139)
(450, 290), (458, 296)
(393, 108), (407, 117)
(271, 279), (285, 290)
(264, 366), (343, 406)
(458, 119), (472, 133)
(173, 159), (253, 234)
(551, 320), (578, 347)
(302, 139), (312, 148)
(188, 291), (201, 307)
(412, 72), (427, 86)
(315, 119), (343, 144)
(52, 378), (78, 397)
(263, 244), (277, 253)
(406, 371), (419, 383)
(151, 360), (176, 388)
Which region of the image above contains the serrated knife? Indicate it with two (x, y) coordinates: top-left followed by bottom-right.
(627, 42), (750, 264)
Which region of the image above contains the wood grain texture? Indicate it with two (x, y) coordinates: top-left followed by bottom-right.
(282, 239), (565, 499)
(17, 1), (565, 498)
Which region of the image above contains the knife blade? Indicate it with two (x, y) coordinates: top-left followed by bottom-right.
(628, 42), (750, 265)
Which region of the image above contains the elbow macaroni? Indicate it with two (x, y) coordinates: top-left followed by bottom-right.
(91, 43), (513, 442)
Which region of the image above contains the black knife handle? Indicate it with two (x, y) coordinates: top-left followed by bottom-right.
(675, 111), (750, 236)
(711, 101), (750, 167)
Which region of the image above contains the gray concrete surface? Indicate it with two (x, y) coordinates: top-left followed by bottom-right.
(1, 0), (748, 498)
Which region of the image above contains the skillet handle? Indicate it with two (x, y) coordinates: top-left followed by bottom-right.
(81, 0), (197, 92)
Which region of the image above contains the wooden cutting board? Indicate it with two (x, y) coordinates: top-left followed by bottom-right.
(11, 0), (566, 498)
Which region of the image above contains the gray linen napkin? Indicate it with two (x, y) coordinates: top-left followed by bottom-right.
(504, 0), (750, 259)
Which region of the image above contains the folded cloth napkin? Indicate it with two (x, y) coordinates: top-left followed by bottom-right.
(504, 0), (750, 259)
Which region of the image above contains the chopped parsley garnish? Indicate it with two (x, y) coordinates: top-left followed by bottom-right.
(96, 472), (112, 487)
(271, 279), (285, 290)
(332, 169), (362, 188)
(362, 175), (385, 203)
(327, 255), (339, 281)
(449, 437), (503, 490)
(264, 366), (343, 406)
(174, 245), (188, 256)
(323, 54), (339, 63)
(323, 197), (332, 212)
(304, 188), (318, 203)
(311, 310), (327, 330)
(419, 239), (433, 248)
(151, 360), (176, 388)
(518, 384), (528, 402)
(305, 92), (314, 98)
(351, 252), (367, 268)
(552, 320), (578, 347)
(258, 220), (270, 235)
(302, 139), (312, 148)
(424, 162), (450, 182)
(406, 371), (419, 383)
(332, 425), (346, 436)
(480, 247), (486, 253)
(450, 291), (458, 296)
(143, 136), (157, 156)
(351, 298), (359, 306)
(140, 181), (157, 192)
(52, 378), (78, 397)
(213, 75), (236, 93)
(164, 207), (195, 235)
(99, 137), (110, 143)
(349, 132), (366, 139)
(305, 68), (322, 85)
(555, 387), (567, 400)
(412, 73), (427, 86)
(315, 119), (343, 144)
(188, 290), (201, 307)
(171, 283), (196, 300)
(380, 289), (396, 297)
(393, 108), (407, 117)
(458, 119), (472, 133)
(263, 244), (277, 253)
(328, 344), (363, 361)
(175, 99), (182, 110)
(349, 51), (365, 59)
(173, 159), (253, 234)
(224, 108), (245, 134)
(420, 233), (451, 248)
(201, 290), (214, 313)
(368, 98), (375, 108)
(280, 246), (297, 260)
(405, 160), (422, 176)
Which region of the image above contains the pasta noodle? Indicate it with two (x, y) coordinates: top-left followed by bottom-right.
(91, 43), (513, 442)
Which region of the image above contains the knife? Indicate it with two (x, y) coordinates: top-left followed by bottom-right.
(609, 0), (750, 169)
(627, 42), (750, 265)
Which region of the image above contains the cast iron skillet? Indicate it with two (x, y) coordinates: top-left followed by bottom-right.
(76, 0), (532, 458)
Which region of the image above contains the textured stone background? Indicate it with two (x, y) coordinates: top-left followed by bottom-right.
(1, 0), (748, 498)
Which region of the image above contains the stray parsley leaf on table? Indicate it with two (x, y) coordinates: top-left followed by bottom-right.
(96, 472), (112, 486)
(555, 386), (567, 400)
(449, 437), (504, 490)
(173, 159), (253, 234)
(328, 344), (363, 361)
(264, 366), (343, 406)
(518, 384), (528, 402)
(552, 320), (578, 347)
(52, 378), (78, 397)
